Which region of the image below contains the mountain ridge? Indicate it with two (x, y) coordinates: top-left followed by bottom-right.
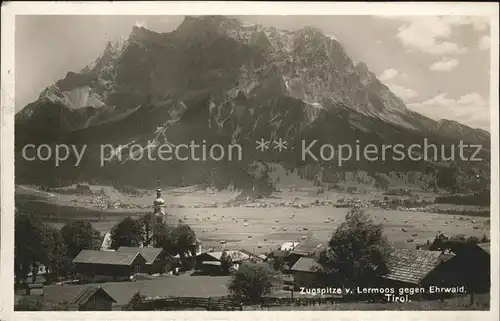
(15, 15), (490, 191)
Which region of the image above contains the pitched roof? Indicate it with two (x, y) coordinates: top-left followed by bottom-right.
(382, 249), (455, 285)
(291, 236), (326, 255)
(280, 242), (299, 251)
(477, 243), (490, 255)
(204, 250), (250, 262)
(73, 250), (143, 266)
(116, 247), (163, 264)
(290, 257), (322, 273)
(238, 249), (265, 261)
(72, 284), (117, 305)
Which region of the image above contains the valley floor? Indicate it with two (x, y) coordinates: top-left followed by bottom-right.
(15, 184), (490, 255)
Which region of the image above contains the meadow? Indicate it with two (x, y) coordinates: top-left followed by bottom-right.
(15, 184), (490, 255)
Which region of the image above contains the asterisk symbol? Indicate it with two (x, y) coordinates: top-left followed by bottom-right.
(255, 138), (270, 152)
(273, 138), (288, 152)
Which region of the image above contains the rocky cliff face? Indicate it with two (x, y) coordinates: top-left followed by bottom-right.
(15, 16), (490, 190)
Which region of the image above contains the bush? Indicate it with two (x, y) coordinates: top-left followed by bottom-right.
(228, 262), (278, 303)
(123, 292), (147, 311)
(220, 251), (233, 275)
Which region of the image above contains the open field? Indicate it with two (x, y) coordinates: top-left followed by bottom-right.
(15, 184), (490, 255)
(172, 207), (489, 254)
(21, 274), (232, 309)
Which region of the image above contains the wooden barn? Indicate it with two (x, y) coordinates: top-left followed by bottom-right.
(379, 248), (465, 299)
(290, 257), (325, 290)
(72, 250), (146, 282)
(453, 242), (490, 293)
(287, 236), (327, 266)
(72, 285), (117, 311)
(116, 247), (169, 275)
(195, 250), (252, 273)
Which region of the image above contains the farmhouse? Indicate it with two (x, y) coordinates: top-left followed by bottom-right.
(72, 284), (117, 311)
(452, 242), (490, 293)
(379, 248), (465, 298)
(73, 250), (146, 282)
(290, 257), (325, 290)
(288, 236), (326, 266)
(288, 248), (469, 296)
(279, 241), (299, 251)
(195, 250), (252, 273)
(116, 247), (169, 275)
(238, 249), (266, 263)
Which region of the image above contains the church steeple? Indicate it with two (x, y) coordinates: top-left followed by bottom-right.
(153, 179), (165, 216)
(150, 179), (166, 248)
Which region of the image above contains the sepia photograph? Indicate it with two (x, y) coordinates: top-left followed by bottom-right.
(1, 2), (499, 319)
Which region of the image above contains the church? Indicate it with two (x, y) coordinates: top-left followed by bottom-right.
(151, 183), (167, 245)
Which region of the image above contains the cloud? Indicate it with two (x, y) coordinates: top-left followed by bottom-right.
(379, 16), (490, 55)
(378, 68), (409, 82)
(408, 92), (490, 129)
(386, 84), (418, 101)
(378, 68), (399, 81)
(429, 57), (459, 71)
(479, 35), (490, 50)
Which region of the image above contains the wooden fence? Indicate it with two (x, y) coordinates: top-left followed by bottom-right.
(132, 296), (242, 311)
(131, 295), (347, 311)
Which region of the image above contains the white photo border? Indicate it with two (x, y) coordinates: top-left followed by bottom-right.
(1, 2), (499, 321)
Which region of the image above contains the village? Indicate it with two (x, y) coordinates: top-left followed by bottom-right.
(14, 184), (491, 311)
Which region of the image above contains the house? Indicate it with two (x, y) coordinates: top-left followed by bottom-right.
(195, 250), (252, 272)
(72, 284), (117, 311)
(288, 236), (327, 266)
(257, 254), (268, 261)
(279, 242), (299, 251)
(116, 247), (169, 275)
(290, 257), (325, 290)
(452, 242), (490, 293)
(72, 250), (147, 283)
(379, 249), (465, 298)
(238, 249), (266, 263)
(472, 243), (491, 292)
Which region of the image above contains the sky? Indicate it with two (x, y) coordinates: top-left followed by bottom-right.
(15, 15), (492, 130)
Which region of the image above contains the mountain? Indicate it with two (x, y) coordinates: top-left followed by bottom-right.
(15, 16), (490, 191)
